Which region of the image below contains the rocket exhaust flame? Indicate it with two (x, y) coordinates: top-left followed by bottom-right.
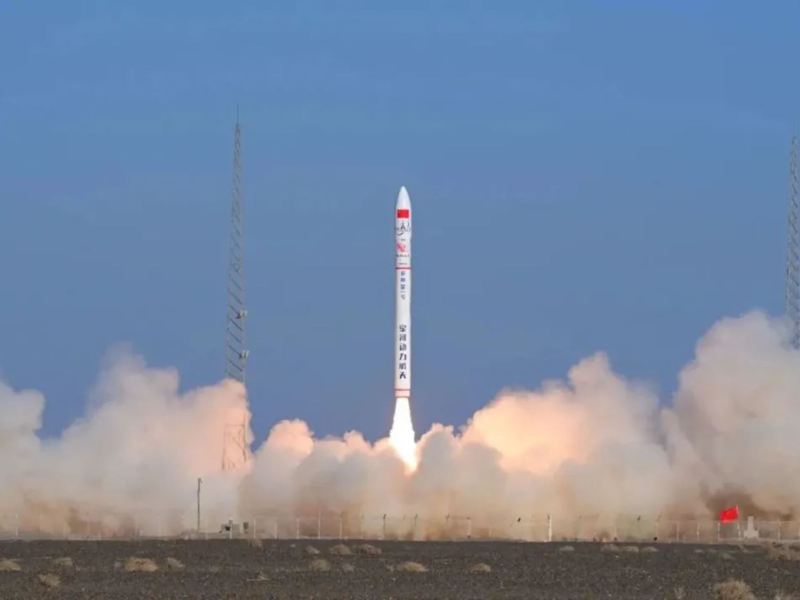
(389, 397), (417, 471)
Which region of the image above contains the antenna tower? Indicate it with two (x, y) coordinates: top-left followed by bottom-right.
(223, 110), (249, 470)
(787, 135), (800, 349)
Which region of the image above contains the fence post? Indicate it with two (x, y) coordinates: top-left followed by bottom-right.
(14, 513), (19, 540)
(716, 521), (720, 542)
(295, 517), (300, 539)
(382, 514), (387, 540)
(196, 478), (202, 536)
(317, 511), (321, 540)
(547, 514), (553, 543)
(253, 517), (257, 540)
(273, 517), (278, 540)
(338, 514), (343, 540)
(413, 514), (418, 541)
(467, 517), (472, 539)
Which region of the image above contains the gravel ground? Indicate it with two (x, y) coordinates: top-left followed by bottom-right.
(0, 539), (798, 599)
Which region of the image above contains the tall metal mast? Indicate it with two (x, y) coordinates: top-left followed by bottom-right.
(223, 110), (249, 471)
(786, 136), (800, 349)
(225, 111), (248, 382)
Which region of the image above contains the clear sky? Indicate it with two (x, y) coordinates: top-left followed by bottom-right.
(1, 2), (798, 442)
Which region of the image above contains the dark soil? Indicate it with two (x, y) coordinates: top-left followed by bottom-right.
(0, 539), (797, 599)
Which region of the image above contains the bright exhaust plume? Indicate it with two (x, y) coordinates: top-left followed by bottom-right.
(389, 397), (417, 471)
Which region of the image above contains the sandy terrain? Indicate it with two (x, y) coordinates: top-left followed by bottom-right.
(0, 539), (797, 599)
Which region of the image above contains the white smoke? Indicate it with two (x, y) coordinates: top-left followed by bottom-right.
(0, 348), (249, 535)
(1, 311), (799, 537)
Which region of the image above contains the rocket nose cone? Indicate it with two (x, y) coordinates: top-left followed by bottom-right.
(396, 186), (411, 210)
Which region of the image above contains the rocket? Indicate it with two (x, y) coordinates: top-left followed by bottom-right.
(389, 186), (417, 469)
(395, 186), (412, 401)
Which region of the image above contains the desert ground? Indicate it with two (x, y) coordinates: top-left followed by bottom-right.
(0, 539), (798, 599)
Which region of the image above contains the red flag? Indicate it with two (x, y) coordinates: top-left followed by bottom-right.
(719, 505), (739, 523)
(396, 209), (410, 218)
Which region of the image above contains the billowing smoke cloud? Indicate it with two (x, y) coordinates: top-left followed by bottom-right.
(1, 311), (798, 538)
(0, 347), (250, 535)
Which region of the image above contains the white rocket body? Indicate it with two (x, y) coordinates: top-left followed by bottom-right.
(394, 187), (412, 399)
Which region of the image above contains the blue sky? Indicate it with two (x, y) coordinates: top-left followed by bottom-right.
(1, 1), (797, 441)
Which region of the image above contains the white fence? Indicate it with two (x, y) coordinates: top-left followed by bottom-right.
(0, 512), (797, 544)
